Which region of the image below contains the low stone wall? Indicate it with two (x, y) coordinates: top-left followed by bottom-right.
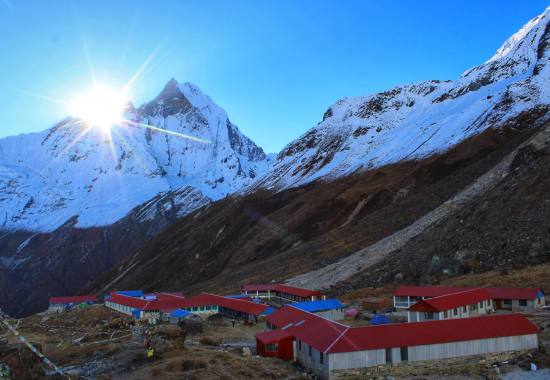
(330, 350), (534, 379)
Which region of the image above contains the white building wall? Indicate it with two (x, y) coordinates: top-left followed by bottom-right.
(409, 299), (495, 323)
(329, 349), (385, 370)
(105, 300), (134, 316)
(408, 334), (537, 361)
(325, 334), (537, 377)
(295, 341), (330, 380)
(315, 309), (345, 321)
(503, 299), (536, 313)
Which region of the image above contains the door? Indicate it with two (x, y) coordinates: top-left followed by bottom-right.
(400, 347), (408, 362)
(385, 348), (392, 363)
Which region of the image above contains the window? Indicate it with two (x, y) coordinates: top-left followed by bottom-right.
(320, 352), (324, 364)
(425, 312), (434, 320)
(298, 340), (302, 350)
(462, 306), (467, 313)
(453, 308), (458, 316)
(394, 296), (409, 307)
(472, 303), (477, 310)
(503, 300), (512, 306)
(400, 347), (408, 362)
(308, 345), (312, 357)
(266, 343), (278, 352)
(444, 310), (448, 318)
(519, 300), (527, 307)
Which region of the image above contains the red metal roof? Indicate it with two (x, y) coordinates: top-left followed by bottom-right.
(266, 306), (347, 352)
(242, 284), (279, 291)
(256, 329), (292, 344)
(395, 286), (544, 301)
(108, 294), (147, 308)
(177, 293), (268, 316)
(394, 285), (472, 297)
(242, 284), (322, 298)
(408, 288), (492, 312)
(108, 294), (188, 312)
(327, 314), (539, 353)
(49, 295), (97, 305)
(274, 284), (322, 298)
(153, 292), (186, 301)
(486, 287), (543, 300)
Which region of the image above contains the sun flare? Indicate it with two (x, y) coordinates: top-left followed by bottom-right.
(68, 84), (127, 131)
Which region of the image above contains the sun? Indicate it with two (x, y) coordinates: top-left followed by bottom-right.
(68, 84), (128, 131)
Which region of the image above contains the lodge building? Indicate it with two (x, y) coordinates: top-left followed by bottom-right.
(241, 284), (325, 302)
(257, 306), (539, 380)
(393, 285), (545, 313)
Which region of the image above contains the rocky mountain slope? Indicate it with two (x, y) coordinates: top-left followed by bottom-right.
(93, 8), (550, 298)
(0, 185), (211, 317)
(91, 111), (548, 298)
(255, 7), (550, 190)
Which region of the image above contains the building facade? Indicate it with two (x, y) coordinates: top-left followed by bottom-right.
(407, 289), (494, 322)
(394, 286), (545, 314)
(241, 284), (325, 302)
(48, 295), (97, 313)
(259, 307), (539, 380)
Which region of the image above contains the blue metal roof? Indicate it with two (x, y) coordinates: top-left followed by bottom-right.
(261, 307), (275, 316)
(170, 309), (191, 318)
(116, 290), (144, 298)
(371, 314), (391, 325)
(289, 299), (343, 313)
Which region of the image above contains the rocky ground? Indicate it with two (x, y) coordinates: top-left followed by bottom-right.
(0, 306), (301, 380)
(1, 282), (550, 379)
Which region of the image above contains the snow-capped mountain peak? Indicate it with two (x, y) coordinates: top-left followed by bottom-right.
(0, 80), (268, 232)
(486, 6), (549, 64)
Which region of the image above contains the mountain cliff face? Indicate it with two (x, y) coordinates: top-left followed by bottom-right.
(0, 79), (268, 232)
(255, 7), (550, 190)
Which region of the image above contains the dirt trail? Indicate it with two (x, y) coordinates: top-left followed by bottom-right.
(287, 124), (550, 290)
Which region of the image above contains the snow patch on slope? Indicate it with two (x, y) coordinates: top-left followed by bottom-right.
(255, 7), (550, 191)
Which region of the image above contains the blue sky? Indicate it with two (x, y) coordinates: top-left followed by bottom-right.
(0, 1), (548, 153)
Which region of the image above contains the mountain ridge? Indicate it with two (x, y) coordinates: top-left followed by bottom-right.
(253, 7), (550, 191)
(2, 7), (550, 316)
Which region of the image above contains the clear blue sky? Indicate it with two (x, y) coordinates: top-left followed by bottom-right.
(0, 1), (548, 153)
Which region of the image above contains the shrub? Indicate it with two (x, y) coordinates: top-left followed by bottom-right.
(199, 336), (219, 346)
(181, 359), (207, 371)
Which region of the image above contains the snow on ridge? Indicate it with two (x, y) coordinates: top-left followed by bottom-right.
(255, 7), (550, 191)
(486, 7), (549, 64)
(0, 80), (269, 232)
(177, 82), (227, 119)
